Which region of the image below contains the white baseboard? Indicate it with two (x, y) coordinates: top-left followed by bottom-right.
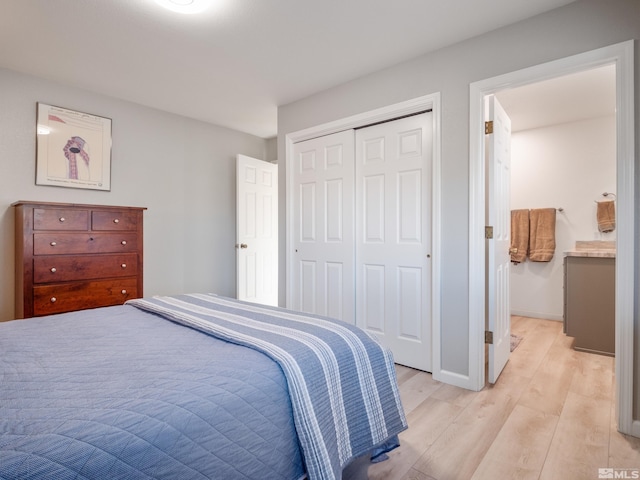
(510, 310), (563, 322)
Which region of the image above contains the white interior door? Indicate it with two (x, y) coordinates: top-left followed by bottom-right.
(292, 130), (355, 323)
(236, 154), (278, 306)
(355, 112), (433, 372)
(486, 96), (512, 383)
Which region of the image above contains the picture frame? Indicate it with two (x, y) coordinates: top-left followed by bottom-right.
(35, 103), (112, 191)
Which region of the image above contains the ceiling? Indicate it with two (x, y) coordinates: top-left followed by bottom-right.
(0, 0), (579, 138)
(496, 64), (616, 132)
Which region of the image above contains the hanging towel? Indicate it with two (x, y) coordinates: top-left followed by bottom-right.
(510, 209), (529, 264)
(597, 200), (616, 233)
(529, 208), (556, 262)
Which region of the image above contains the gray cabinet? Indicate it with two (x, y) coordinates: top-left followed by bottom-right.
(564, 256), (615, 356)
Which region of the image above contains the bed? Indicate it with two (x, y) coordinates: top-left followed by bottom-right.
(0, 293), (407, 480)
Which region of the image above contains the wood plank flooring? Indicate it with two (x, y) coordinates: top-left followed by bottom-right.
(368, 316), (640, 480)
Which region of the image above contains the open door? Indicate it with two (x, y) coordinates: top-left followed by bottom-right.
(236, 155), (278, 306)
(486, 96), (512, 384)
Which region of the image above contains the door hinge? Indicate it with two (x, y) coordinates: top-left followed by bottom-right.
(485, 120), (494, 134)
(485, 226), (494, 239)
(485, 330), (494, 344)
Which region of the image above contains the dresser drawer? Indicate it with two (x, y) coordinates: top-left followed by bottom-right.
(34, 208), (89, 230)
(34, 233), (138, 255)
(92, 210), (139, 231)
(33, 278), (138, 316)
(34, 253), (138, 283)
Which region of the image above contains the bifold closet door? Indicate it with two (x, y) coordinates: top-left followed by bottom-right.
(355, 112), (433, 372)
(292, 130), (356, 324)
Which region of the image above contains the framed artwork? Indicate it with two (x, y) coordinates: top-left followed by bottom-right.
(36, 103), (112, 191)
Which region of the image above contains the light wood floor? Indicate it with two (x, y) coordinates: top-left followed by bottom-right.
(368, 316), (640, 480)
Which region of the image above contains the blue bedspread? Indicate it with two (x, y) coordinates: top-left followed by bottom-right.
(0, 305), (305, 480)
(127, 294), (407, 480)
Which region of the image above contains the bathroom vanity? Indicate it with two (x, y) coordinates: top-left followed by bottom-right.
(563, 241), (615, 356)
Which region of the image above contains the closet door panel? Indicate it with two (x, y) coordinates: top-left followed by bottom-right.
(364, 175), (385, 243)
(292, 130), (355, 324)
(325, 262), (344, 320)
(398, 170), (422, 244)
(299, 182), (316, 241)
(325, 179), (343, 242)
(356, 112), (433, 372)
(362, 264), (385, 333)
(397, 266), (422, 340)
(299, 260), (317, 313)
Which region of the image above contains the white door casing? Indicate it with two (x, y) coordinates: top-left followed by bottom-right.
(291, 130), (356, 323)
(236, 154), (278, 306)
(470, 43), (633, 424)
(290, 113), (434, 371)
(485, 96), (511, 384)
(286, 93), (441, 377)
(355, 113), (433, 372)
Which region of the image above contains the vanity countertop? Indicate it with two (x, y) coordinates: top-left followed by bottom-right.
(564, 240), (616, 258)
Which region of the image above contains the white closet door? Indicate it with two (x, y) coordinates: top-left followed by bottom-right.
(355, 112), (433, 371)
(292, 130), (355, 323)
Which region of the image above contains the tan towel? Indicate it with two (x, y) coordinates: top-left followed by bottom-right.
(529, 208), (556, 262)
(510, 209), (529, 264)
(597, 200), (615, 233)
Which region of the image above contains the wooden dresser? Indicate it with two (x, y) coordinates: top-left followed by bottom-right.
(13, 201), (146, 318)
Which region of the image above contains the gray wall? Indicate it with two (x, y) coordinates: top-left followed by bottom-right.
(278, 0), (639, 382)
(265, 136), (278, 163)
(510, 115), (616, 321)
(0, 68), (268, 322)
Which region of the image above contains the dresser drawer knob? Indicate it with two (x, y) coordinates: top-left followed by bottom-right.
(121, 289), (127, 295)
(50, 267), (57, 273)
(121, 240), (127, 246)
(113, 218), (120, 224)
(50, 297), (57, 303)
(59, 217), (65, 222)
(50, 241), (57, 247)
(121, 263), (127, 268)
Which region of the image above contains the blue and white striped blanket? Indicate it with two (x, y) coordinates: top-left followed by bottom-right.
(127, 294), (407, 480)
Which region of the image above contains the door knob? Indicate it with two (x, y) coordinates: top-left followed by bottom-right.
(240, 243), (248, 249)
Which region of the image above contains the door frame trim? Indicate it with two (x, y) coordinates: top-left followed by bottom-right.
(468, 41), (635, 433)
(285, 93), (442, 375)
